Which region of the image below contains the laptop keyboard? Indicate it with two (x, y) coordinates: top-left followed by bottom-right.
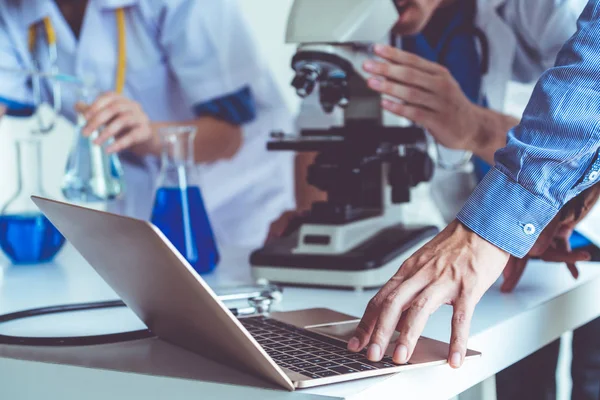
(240, 316), (402, 379)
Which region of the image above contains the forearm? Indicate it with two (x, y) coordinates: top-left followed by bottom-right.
(457, 2), (600, 258)
(136, 117), (242, 163)
(470, 106), (519, 165)
(294, 152), (327, 212)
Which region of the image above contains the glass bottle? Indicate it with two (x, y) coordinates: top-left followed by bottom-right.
(0, 137), (66, 264)
(150, 126), (220, 274)
(62, 84), (125, 203)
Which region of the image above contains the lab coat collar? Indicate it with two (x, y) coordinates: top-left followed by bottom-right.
(96, 0), (140, 10)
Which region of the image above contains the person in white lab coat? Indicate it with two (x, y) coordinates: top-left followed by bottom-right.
(0, 0), (294, 248)
(358, 0), (599, 399)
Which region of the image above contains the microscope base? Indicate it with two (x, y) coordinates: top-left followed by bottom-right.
(250, 225), (439, 290)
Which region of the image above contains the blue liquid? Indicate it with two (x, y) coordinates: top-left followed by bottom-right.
(151, 187), (219, 274)
(0, 213), (66, 264)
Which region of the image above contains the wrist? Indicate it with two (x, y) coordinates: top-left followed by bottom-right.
(147, 131), (162, 154)
(130, 124), (161, 156)
(453, 219), (510, 258)
(470, 105), (492, 153)
(469, 107), (517, 165)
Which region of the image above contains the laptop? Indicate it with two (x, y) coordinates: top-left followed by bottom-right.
(32, 196), (480, 391)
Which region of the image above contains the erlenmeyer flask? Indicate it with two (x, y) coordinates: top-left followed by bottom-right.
(150, 126), (220, 274)
(62, 84), (125, 203)
(0, 136), (65, 264)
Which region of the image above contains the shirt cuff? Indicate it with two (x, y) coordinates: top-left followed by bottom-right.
(456, 168), (560, 258)
(0, 96), (35, 117)
(192, 85), (256, 125)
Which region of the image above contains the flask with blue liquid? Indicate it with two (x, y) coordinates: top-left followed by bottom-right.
(150, 126), (219, 274)
(0, 136), (65, 264)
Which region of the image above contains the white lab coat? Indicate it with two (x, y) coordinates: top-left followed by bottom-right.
(432, 0), (600, 248)
(0, 0), (295, 248)
(297, 0), (600, 247)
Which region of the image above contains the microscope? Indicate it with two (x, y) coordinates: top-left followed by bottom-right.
(250, 0), (439, 290)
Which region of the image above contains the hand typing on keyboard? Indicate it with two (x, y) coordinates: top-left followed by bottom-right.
(240, 317), (402, 379)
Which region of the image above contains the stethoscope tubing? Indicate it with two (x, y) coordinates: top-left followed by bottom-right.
(0, 294), (278, 347)
(0, 300), (154, 346)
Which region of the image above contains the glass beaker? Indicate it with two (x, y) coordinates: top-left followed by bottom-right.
(150, 126), (220, 274)
(62, 84), (125, 203)
(0, 137), (66, 264)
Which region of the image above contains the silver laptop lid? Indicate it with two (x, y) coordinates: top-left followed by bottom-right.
(32, 196), (294, 390)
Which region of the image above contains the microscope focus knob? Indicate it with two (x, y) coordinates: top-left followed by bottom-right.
(408, 150), (434, 185)
(389, 149), (434, 204)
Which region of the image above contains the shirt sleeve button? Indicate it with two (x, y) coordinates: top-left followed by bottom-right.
(589, 171), (599, 181)
(523, 223), (536, 235)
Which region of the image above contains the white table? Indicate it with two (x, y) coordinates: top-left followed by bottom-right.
(1, 244), (600, 400)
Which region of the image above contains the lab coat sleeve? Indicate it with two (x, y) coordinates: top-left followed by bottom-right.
(0, 13), (34, 115)
(157, 0), (266, 114)
(502, 0), (586, 83)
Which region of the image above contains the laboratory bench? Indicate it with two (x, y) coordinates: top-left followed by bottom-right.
(1, 244), (600, 400)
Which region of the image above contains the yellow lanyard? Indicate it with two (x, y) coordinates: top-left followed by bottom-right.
(28, 9), (127, 94)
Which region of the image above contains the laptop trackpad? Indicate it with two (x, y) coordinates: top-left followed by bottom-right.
(270, 308), (359, 328)
(308, 321), (454, 363)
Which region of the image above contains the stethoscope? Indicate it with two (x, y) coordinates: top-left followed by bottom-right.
(0, 284), (282, 347)
(25, 8), (127, 133)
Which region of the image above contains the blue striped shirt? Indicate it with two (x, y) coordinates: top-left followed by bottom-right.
(457, 0), (600, 258)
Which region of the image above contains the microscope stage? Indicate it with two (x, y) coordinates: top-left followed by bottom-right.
(250, 224), (439, 290)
